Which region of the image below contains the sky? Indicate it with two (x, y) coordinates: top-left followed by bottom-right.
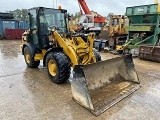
(0, 0), (156, 16)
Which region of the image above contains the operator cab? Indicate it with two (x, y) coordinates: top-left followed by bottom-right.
(78, 14), (94, 29)
(28, 7), (68, 49)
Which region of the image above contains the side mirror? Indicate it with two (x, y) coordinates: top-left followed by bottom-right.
(68, 14), (72, 21)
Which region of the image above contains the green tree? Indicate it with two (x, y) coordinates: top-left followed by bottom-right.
(8, 9), (28, 21)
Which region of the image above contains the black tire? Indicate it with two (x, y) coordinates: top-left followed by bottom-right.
(93, 48), (102, 62)
(46, 52), (71, 84)
(24, 46), (40, 68)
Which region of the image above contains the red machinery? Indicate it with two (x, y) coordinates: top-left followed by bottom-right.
(74, 0), (106, 36)
(77, 0), (106, 23)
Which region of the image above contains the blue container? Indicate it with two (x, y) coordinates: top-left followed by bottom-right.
(25, 21), (29, 29)
(2, 20), (18, 38)
(0, 19), (3, 39)
(19, 21), (29, 29)
(19, 21), (23, 28)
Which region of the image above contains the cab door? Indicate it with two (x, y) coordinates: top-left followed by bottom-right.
(28, 9), (39, 48)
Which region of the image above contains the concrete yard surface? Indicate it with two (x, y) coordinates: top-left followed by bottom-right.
(0, 40), (160, 120)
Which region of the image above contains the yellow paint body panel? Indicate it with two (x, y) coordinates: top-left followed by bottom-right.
(53, 30), (96, 67)
(116, 45), (123, 51)
(34, 49), (46, 61)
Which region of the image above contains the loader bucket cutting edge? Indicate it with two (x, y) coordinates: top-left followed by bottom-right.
(70, 54), (140, 116)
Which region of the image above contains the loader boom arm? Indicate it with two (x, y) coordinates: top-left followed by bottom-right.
(52, 29), (96, 66)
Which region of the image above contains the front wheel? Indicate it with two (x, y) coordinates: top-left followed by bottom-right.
(46, 52), (71, 84)
(24, 46), (40, 68)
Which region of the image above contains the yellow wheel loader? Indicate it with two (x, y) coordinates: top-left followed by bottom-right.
(108, 15), (128, 52)
(99, 15), (129, 54)
(21, 7), (140, 116)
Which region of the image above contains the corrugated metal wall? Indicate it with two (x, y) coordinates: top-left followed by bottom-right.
(0, 20), (29, 39)
(5, 29), (25, 40)
(2, 20), (18, 39)
(19, 21), (29, 29)
(0, 12), (30, 39)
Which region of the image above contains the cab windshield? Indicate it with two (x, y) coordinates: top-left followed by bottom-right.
(39, 8), (67, 33)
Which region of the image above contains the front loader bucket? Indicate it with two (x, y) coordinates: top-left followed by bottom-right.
(71, 54), (140, 116)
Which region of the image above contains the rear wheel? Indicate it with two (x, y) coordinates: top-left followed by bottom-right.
(93, 48), (102, 62)
(46, 52), (71, 84)
(24, 46), (40, 68)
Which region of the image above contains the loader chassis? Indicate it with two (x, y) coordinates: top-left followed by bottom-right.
(21, 7), (100, 83)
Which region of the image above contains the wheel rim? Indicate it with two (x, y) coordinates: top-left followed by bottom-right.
(48, 59), (57, 76)
(25, 52), (30, 64)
